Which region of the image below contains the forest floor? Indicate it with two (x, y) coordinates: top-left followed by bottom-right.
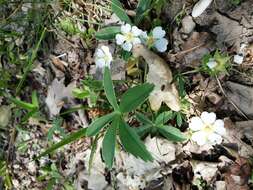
(1, 0), (253, 190)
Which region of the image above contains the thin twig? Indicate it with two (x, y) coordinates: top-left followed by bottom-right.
(215, 75), (249, 120)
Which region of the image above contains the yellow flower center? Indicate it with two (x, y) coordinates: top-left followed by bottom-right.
(147, 36), (155, 47)
(203, 124), (214, 134)
(125, 32), (134, 42)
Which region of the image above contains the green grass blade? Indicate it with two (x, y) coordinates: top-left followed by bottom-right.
(35, 128), (87, 159)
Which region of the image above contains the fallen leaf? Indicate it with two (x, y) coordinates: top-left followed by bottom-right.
(45, 78), (76, 117)
(0, 105), (11, 128)
(132, 44), (181, 112)
(225, 81), (253, 119)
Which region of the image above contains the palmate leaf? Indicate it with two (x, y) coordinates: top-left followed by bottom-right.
(86, 112), (117, 137)
(95, 26), (121, 40)
(135, 112), (153, 125)
(111, 0), (131, 24)
(158, 125), (186, 142)
(155, 111), (173, 125)
(135, 125), (152, 138)
(103, 67), (119, 111)
(119, 119), (153, 162)
(119, 83), (154, 113)
(102, 116), (119, 168)
(36, 128), (87, 159)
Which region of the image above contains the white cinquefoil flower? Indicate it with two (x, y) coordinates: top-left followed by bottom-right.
(142, 26), (168, 52)
(207, 58), (218, 70)
(115, 23), (142, 52)
(189, 112), (226, 146)
(95, 46), (113, 68)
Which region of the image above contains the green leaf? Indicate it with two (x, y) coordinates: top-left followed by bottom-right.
(135, 0), (152, 25)
(155, 111), (173, 125)
(103, 67), (119, 111)
(31, 91), (39, 108)
(102, 116), (119, 168)
(135, 112), (153, 125)
(9, 96), (36, 111)
(135, 125), (152, 138)
(111, 0), (132, 24)
(176, 113), (183, 127)
(119, 119), (153, 161)
(86, 112), (117, 137)
(119, 83), (154, 113)
(158, 125), (186, 142)
(72, 88), (89, 99)
(36, 128), (87, 159)
(95, 26), (121, 40)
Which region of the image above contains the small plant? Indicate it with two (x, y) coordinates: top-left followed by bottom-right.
(135, 111), (186, 141)
(201, 50), (230, 76)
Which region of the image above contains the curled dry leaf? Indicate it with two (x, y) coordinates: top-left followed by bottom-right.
(192, 0), (213, 18)
(45, 78), (76, 117)
(132, 44), (181, 112)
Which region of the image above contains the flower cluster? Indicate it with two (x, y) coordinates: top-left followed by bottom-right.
(189, 112), (226, 146)
(94, 24), (168, 68)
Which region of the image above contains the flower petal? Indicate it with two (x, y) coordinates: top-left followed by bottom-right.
(152, 26), (166, 39)
(116, 34), (125, 45)
(189, 116), (204, 131)
(96, 49), (104, 57)
(121, 23), (131, 34)
(192, 131), (207, 146)
(132, 37), (141, 45)
(95, 58), (106, 68)
(122, 42), (132, 52)
(131, 26), (142, 36)
(208, 133), (222, 144)
(141, 31), (148, 39)
(201, 112), (216, 124)
(207, 60), (218, 69)
(154, 38), (168, 52)
(101, 46), (110, 55)
(213, 119), (226, 135)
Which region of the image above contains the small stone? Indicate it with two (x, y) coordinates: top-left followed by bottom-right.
(215, 181), (226, 190)
(234, 54), (244, 64)
(181, 16), (196, 34)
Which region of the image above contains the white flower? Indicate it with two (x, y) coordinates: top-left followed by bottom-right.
(115, 23), (142, 52)
(189, 112), (226, 146)
(142, 26), (168, 52)
(192, 0), (213, 18)
(207, 58), (217, 69)
(95, 46), (113, 68)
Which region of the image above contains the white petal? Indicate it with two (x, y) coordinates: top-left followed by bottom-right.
(201, 112), (216, 124)
(152, 26), (166, 39)
(116, 34), (125, 45)
(213, 119), (226, 135)
(131, 26), (142, 36)
(141, 31), (148, 39)
(132, 37), (141, 45)
(192, 131), (207, 146)
(121, 23), (131, 34)
(208, 133), (222, 144)
(95, 58), (106, 68)
(192, 0), (213, 18)
(122, 42), (132, 52)
(96, 49), (104, 57)
(189, 116), (204, 131)
(154, 38), (168, 52)
(207, 60), (217, 69)
(101, 46), (110, 55)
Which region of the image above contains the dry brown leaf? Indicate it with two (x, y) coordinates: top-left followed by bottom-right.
(132, 44), (181, 112)
(45, 78), (76, 117)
